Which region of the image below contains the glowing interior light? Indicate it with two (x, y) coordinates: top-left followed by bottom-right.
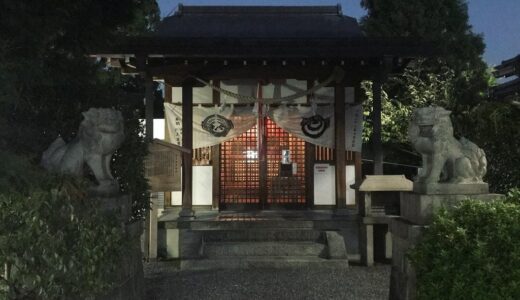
(245, 150), (258, 160)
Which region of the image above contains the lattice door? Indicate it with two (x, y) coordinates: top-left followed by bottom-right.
(265, 118), (306, 206)
(220, 125), (260, 208)
(220, 118), (306, 209)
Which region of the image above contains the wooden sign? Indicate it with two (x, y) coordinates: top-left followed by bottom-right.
(144, 139), (190, 192)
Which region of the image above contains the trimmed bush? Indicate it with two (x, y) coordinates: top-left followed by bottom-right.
(0, 173), (127, 299)
(409, 194), (520, 300)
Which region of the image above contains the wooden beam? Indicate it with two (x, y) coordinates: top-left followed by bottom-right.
(157, 64), (359, 83)
(335, 82), (347, 209)
(372, 77), (383, 175)
(179, 83), (194, 217)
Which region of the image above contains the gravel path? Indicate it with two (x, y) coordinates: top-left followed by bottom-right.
(145, 263), (391, 300)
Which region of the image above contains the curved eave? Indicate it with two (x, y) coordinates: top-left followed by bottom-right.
(90, 36), (435, 59)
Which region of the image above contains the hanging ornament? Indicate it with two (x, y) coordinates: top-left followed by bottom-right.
(201, 114), (234, 137)
(300, 114), (330, 138)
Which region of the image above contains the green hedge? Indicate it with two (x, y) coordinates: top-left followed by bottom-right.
(0, 164), (127, 299)
(409, 191), (520, 300)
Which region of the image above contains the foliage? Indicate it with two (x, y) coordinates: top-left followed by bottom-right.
(0, 1), (159, 298)
(113, 108), (151, 220)
(505, 188), (520, 205)
(360, 0), (488, 111)
(465, 101), (520, 193)
(359, 0), (519, 190)
(361, 59), (455, 144)
(409, 198), (520, 300)
(0, 0), (159, 219)
(0, 173), (127, 299)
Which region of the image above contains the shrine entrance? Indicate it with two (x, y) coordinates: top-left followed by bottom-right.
(220, 117), (307, 210)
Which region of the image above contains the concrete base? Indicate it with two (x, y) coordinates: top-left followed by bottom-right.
(413, 182), (489, 195)
(389, 218), (422, 300)
(400, 192), (501, 225)
(178, 208), (195, 218)
(157, 210), (358, 269)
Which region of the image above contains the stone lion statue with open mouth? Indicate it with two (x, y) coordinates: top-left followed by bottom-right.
(408, 106), (487, 184)
(42, 108), (125, 195)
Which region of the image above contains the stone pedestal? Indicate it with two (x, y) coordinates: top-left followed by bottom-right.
(413, 182), (489, 195)
(95, 195), (145, 300)
(400, 192), (499, 225)
(389, 190), (502, 300)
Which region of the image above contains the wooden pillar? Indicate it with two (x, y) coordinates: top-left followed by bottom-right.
(335, 83), (347, 209)
(372, 77), (383, 175)
(144, 69), (159, 260)
(145, 73), (154, 141)
(305, 80), (315, 209)
(164, 83), (172, 206)
(305, 142), (315, 208)
(257, 82), (267, 209)
(212, 80), (220, 210)
(179, 82), (194, 217)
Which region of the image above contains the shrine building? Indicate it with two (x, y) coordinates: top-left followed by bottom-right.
(92, 4), (430, 267)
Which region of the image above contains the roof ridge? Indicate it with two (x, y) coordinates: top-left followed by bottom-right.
(175, 4), (343, 16)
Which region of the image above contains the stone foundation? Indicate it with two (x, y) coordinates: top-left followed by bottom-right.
(389, 191), (502, 300)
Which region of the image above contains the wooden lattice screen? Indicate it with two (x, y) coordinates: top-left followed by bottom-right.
(266, 118), (306, 205)
(220, 125), (260, 205)
(145, 139), (187, 192)
(220, 119), (307, 208)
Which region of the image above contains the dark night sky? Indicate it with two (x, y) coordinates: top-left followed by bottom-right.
(157, 0), (520, 66)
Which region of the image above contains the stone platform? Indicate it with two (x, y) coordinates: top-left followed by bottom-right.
(157, 209), (359, 270)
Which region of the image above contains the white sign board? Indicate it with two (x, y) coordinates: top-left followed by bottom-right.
(313, 164), (356, 206)
(170, 166), (213, 206)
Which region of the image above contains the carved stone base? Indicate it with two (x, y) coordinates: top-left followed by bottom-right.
(401, 192), (502, 225)
(413, 182), (489, 195)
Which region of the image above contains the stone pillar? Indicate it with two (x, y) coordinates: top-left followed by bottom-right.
(179, 83), (194, 217)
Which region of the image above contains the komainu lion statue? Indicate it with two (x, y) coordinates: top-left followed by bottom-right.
(408, 106), (487, 184)
(42, 108), (125, 194)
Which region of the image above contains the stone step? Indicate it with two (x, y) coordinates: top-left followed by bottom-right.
(202, 229), (324, 242)
(204, 241), (327, 258)
(180, 256), (349, 270)
(165, 219), (357, 230)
